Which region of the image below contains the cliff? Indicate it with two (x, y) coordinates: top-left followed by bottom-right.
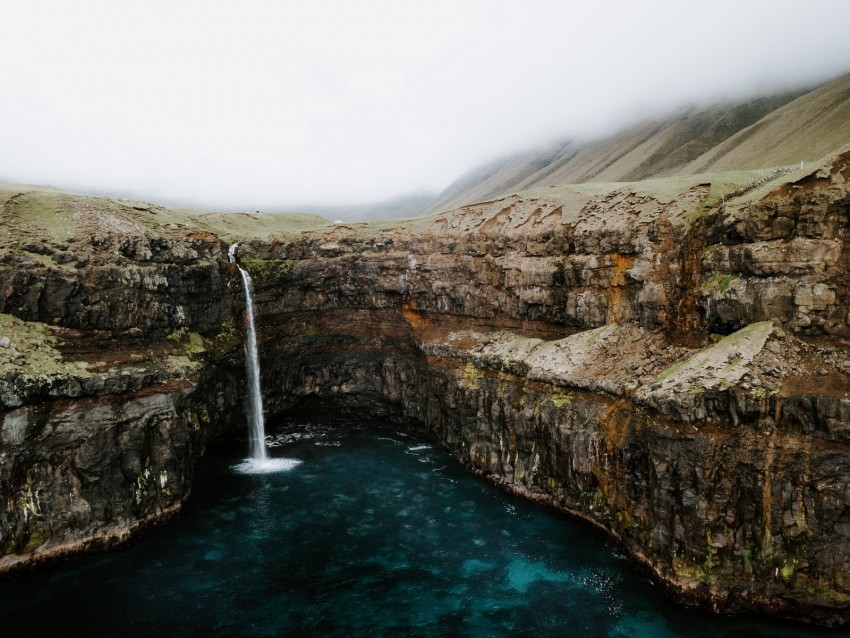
(2, 150), (850, 625)
(0, 190), (248, 570)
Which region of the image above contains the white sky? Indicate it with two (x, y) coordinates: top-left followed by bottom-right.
(1, 0), (849, 209)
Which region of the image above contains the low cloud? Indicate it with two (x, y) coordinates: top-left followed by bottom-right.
(1, 0), (848, 209)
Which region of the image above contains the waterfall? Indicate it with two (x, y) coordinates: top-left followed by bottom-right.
(228, 243), (267, 461)
(228, 243), (302, 474)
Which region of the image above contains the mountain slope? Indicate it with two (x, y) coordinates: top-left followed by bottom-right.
(425, 72), (850, 214)
(681, 72), (850, 173)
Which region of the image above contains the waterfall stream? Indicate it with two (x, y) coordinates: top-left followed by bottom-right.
(228, 243), (267, 460)
(228, 243), (299, 473)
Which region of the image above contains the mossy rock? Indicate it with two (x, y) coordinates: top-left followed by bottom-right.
(702, 272), (737, 293)
(0, 313), (89, 379)
(241, 258), (292, 286)
(205, 319), (242, 362)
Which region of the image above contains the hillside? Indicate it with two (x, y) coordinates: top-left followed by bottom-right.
(682, 72), (850, 173)
(424, 72), (850, 214)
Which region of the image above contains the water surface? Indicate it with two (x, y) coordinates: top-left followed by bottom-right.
(0, 421), (842, 637)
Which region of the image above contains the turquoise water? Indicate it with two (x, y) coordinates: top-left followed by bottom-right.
(0, 421), (843, 637)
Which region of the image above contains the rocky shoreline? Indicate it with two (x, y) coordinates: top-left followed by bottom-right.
(2, 151), (850, 625)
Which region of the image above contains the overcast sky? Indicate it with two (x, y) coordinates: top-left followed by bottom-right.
(1, 0), (849, 209)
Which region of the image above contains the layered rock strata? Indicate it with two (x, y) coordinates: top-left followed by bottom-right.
(1, 152), (850, 625)
(0, 210), (246, 571)
(0, 325), (246, 572)
(252, 152), (850, 625)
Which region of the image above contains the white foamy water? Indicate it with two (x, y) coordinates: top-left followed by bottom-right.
(232, 458), (303, 475)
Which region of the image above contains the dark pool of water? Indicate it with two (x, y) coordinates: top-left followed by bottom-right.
(0, 421), (845, 637)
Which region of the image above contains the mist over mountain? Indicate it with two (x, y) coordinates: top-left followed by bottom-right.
(419, 72), (850, 216)
(295, 192), (437, 222)
(301, 70), (849, 221)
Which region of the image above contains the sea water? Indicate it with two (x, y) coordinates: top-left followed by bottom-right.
(0, 422), (839, 637)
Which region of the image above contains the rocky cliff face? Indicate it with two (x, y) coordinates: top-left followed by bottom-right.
(248, 151), (850, 625)
(0, 198), (247, 571)
(1, 153), (849, 625)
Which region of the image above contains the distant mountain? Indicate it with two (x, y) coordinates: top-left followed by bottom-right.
(298, 192), (437, 222)
(423, 72), (850, 215)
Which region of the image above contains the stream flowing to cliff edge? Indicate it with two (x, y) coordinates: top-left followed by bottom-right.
(228, 243), (299, 473)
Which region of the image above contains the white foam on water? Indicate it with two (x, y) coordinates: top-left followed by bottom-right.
(232, 458), (302, 475)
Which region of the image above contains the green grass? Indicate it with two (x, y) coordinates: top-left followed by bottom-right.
(702, 273), (737, 293)
(0, 313), (89, 378)
(1, 186), (79, 241)
(1, 142), (843, 249)
(241, 257), (293, 284)
(0, 180), (456, 246)
(0, 183), (337, 245)
(648, 321), (773, 392)
(184, 210), (330, 241)
(522, 168), (769, 229)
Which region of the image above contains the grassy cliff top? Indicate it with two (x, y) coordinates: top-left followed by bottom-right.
(1, 146), (843, 247)
(0, 184), (333, 247)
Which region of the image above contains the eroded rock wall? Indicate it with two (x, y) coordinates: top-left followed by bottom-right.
(0, 344), (246, 573)
(702, 161), (850, 337)
(0, 220), (248, 571)
(245, 152), (850, 624)
(1, 152), (849, 625)
(0, 226), (233, 333)
(257, 306), (850, 625)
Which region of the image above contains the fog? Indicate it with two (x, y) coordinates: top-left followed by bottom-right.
(1, 0), (849, 210)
